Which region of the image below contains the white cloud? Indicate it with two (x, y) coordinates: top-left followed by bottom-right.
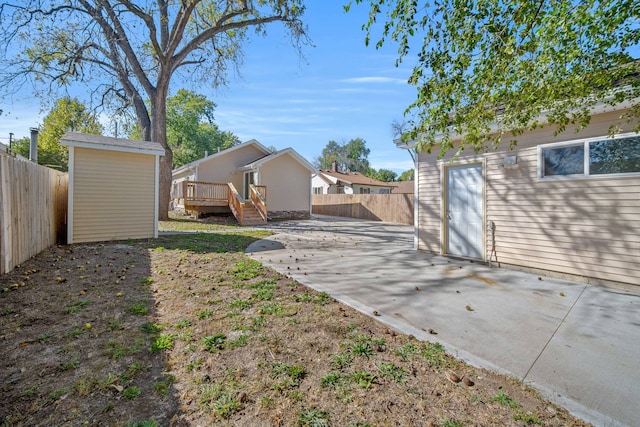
(339, 76), (407, 85)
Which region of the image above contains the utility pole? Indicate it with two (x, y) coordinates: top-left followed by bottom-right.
(9, 132), (13, 149)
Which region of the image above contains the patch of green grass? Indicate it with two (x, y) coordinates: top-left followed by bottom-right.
(198, 309), (214, 319)
(513, 410), (543, 424)
(49, 387), (70, 400)
(64, 299), (92, 314)
(258, 302), (283, 316)
(350, 341), (373, 358)
(199, 382), (243, 419)
(21, 385), (38, 397)
(65, 328), (85, 338)
(125, 421), (159, 427)
(121, 362), (148, 383)
(139, 277), (155, 285)
(105, 339), (127, 359)
(151, 334), (176, 352)
(154, 375), (176, 397)
(141, 322), (164, 334)
(248, 278), (278, 289)
(251, 288), (274, 301)
(128, 301), (149, 315)
(320, 372), (345, 388)
(202, 334), (227, 352)
(1, 307), (15, 316)
(492, 390), (520, 409)
(175, 318), (192, 329)
(74, 376), (100, 396)
(186, 358), (204, 372)
(421, 342), (450, 370)
(270, 362), (306, 391)
(107, 319), (124, 331)
(394, 343), (420, 361)
(229, 334), (249, 348)
(59, 356), (79, 371)
(377, 362), (407, 383)
(351, 371), (377, 389)
(229, 299), (253, 310)
(441, 419), (463, 427)
(297, 408), (330, 427)
(230, 258), (264, 280)
(122, 386), (142, 399)
(330, 353), (353, 370)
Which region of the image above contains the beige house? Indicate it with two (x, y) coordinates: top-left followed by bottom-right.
(172, 139), (315, 222)
(397, 107), (640, 287)
(312, 164), (397, 194)
(61, 132), (164, 244)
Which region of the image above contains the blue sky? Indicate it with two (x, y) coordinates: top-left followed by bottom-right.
(0, 2), (417, 174)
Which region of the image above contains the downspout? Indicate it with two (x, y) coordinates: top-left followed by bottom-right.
(395, 139), (419, 250)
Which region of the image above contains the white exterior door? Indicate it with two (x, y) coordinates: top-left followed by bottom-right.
(446, 164), (483, 259)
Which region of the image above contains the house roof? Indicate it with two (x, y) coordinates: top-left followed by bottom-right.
(391, 181), (415, 194)
(317, 169), (397, 187)
(172, 139), (270, 173)
(239, 148), (316, 173)
(60, 132), (165, 155)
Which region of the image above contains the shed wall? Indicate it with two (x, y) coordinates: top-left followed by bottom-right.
(417, 110), (640, 286)
(72, 148), (156, 243)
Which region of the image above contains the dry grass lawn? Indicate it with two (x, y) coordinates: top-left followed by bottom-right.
(0, 218), (591, 426)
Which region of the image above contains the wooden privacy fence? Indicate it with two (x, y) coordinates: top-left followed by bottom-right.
(312, 194), (414, 225)
(0, 153), (68, 274)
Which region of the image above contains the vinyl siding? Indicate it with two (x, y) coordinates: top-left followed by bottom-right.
(259, 153), (311, 212)
(72, 148), (156, 243)
(417, 109), (640, 286)
(197, 144), (266, 191)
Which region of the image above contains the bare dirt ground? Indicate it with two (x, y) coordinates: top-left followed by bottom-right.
(1, 217), (591, 426)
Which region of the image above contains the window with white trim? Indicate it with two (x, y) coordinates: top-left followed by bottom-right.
(312, 187), (323, 194)
(538, 133), (640, 178)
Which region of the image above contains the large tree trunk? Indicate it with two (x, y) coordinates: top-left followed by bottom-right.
(150, 84), (172, 221)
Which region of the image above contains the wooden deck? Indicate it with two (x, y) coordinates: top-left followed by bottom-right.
(177, 181), (267, 225)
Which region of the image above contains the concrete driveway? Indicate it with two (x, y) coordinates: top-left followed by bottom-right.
(246, 215), (640, 427)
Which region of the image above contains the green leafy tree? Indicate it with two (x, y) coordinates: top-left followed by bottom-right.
(316, 138), (371, 173)
(131, 89), (240, 168)
(11, 98), (102, 171)
(348, 0), (639, 157)
(1, 1), (307, 219)
(367, 168), (397, 182)
(315, 140), (344, 170)
(398, 169), (414, 181)
(343, 137), (370, 173)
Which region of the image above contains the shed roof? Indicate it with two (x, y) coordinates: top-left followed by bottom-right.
(60, 132), (165, 155)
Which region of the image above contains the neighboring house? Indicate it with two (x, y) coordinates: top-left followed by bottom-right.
(391, 181), (415, 194)
(171, 139), (315, 222)
(61, 132), (164, 244)
(397, 106), (640, 287)
(312, 163), (396, 194)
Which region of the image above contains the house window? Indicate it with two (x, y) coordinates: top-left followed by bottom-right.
(313, 187), (323, 194)
(379, 188), (391, 194)
(539, 134), (640, 179)
(359, 187), (371, 194)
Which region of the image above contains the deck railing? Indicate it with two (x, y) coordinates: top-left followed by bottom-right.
(227, 182), (245, 223)
(250, 185), (267, 221)
(183, 181), (229, 204)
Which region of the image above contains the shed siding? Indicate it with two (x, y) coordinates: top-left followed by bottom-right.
(417, 110), (640, 286)
(72, 148), (155, 243)
(260, 153), (311, 212)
